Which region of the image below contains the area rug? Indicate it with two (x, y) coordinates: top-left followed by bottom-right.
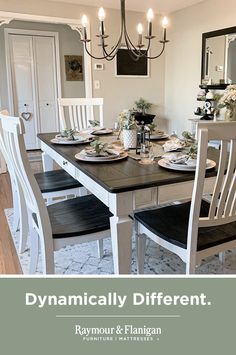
(4, 208), (236, 275)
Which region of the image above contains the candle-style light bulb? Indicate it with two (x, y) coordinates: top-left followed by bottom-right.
(81, 15), (89, 41)
(161, 16), (169, 42)
(98, 7), (106, 21)
(162, 16), (169, 29)
(137, 23), (143, 47)
(147, 8), (154, 22)
(147, 8), (154, 37)
(98, 7), (106, 36)
(137, 23), (144, 35)
(81, 15), (88, 28)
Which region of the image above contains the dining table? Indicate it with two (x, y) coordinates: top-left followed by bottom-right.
(38, 132), (219, 275)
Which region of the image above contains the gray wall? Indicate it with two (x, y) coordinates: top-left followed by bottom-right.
(0, 20), (85, 109)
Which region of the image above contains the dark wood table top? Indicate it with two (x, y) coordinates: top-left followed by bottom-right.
(38, 133), (218, 194)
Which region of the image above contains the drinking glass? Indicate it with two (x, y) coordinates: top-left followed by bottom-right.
(140, 144), (151, 164)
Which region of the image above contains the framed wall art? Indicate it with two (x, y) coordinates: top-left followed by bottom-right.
(115, 48), (150, 78)
(64, 55), (83, 81)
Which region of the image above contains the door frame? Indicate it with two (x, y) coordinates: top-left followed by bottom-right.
(4, 28), (62, 121)
(0, 11), (93, 107)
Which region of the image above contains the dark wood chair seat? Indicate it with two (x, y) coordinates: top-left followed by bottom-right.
(34, 170), (82, 194)
(134, 200), (236, 251)
(46, 194), (112, 239)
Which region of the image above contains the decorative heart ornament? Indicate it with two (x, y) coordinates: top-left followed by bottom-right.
(21, 112), (31, 121)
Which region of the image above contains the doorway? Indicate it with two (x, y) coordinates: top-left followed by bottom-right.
(0, 12), (92, 171)
(5, 29), (61, 149)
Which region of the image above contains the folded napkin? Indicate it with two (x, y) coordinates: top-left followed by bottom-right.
(163, 138), (185, 153)
(55, 134), (86, 142)
(151, 129), (165, 136)
(163, 152), (198, 167)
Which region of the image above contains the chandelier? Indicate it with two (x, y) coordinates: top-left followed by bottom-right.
(80, 0), (169, 61)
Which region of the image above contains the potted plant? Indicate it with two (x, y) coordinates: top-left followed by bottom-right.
(119, 110), (137, 149)
(133, 98), (155, 125)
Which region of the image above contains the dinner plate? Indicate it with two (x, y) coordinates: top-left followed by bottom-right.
(92, 128), (113, 135)
(51, 137), (94, 145)
(150, 133), (169, 140)
(158, 158), (216, 172)
(75, 151), (128, 163)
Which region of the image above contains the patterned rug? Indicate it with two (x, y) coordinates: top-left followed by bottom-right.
(5, 208), (236, 275)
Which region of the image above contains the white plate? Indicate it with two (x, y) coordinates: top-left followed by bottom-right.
(51, 137), (94, 145)
(75, 151), (128, 163)
(150, 133), (169, 140)
(92, 128), (113, 135)
(158, 158), (216, 172)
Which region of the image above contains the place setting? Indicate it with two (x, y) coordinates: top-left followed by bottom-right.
(84, 120), (114, 136)
(75, 139), (128, 163)
(50, 129), (95, 145)
(158, 131), (216, 171)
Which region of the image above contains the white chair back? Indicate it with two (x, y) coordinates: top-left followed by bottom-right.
(188, 121), (236, 254)
(0, 110), (17, 197)
(1, 114), (52, 238)
(58, 98), (104, 130)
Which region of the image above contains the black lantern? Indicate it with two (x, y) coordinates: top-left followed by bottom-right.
(136, 123), (151, 154)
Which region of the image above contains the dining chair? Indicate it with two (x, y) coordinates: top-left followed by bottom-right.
(58, 98), (104, 131)
(0, 111), (83, 253)
(0, 110), (28, 253)
(1, 115), (112, 274)
(135, 121), (236, 274)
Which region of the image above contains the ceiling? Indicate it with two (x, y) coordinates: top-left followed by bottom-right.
(48, 0), (205, 14)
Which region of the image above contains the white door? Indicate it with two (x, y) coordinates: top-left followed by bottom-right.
(8, 34), (59, 149)
(34, 36), (59, 134)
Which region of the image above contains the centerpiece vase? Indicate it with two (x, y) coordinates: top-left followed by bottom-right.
(225, 107), (236, 121)
(123, 129), (137, 149)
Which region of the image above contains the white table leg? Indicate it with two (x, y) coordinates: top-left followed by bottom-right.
(109, 192), (133, 274)
(42, 152), (53, 172)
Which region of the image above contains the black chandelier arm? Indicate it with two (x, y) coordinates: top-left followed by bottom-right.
(83, 9), (125, 60)
(101, 27), (124, 60)
(83, 42), (109, 60)
(145, 42), (166, 59)
(81, 0), (168, 61)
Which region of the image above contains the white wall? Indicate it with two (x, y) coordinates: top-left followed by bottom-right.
(0, 20), (85, 110)
(0, 0), (166, 128)
(165, 0), (236, 135)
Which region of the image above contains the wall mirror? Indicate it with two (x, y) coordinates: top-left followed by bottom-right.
(201, 26), (236, 89)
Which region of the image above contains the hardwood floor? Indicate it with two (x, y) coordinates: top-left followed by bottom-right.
(0, 173), (22, 274)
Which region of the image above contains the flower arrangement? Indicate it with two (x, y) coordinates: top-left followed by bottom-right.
(119, 110), (137, 130)
(218, 85), (236, 109)
(218, 85), (236, 121)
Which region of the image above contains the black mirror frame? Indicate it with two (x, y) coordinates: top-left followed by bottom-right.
(200, 26), (236, 90)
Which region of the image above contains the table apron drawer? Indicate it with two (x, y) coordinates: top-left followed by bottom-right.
(42, 145), (76, 179)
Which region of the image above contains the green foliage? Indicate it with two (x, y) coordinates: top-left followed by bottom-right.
(119, 110), (137, 130)
(182, 131), (195, 143)
(182, 131), (197, 159)
(147, 123), (157, 133)
(186, 144), (198, 159)
(90, 140), (106, 154)
(89, 120), (100, 127)
(134, 98), (152, 115)
(61, 129), (76, 140)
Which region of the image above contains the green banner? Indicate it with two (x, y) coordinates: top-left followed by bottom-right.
(0, 277), (235, 354)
